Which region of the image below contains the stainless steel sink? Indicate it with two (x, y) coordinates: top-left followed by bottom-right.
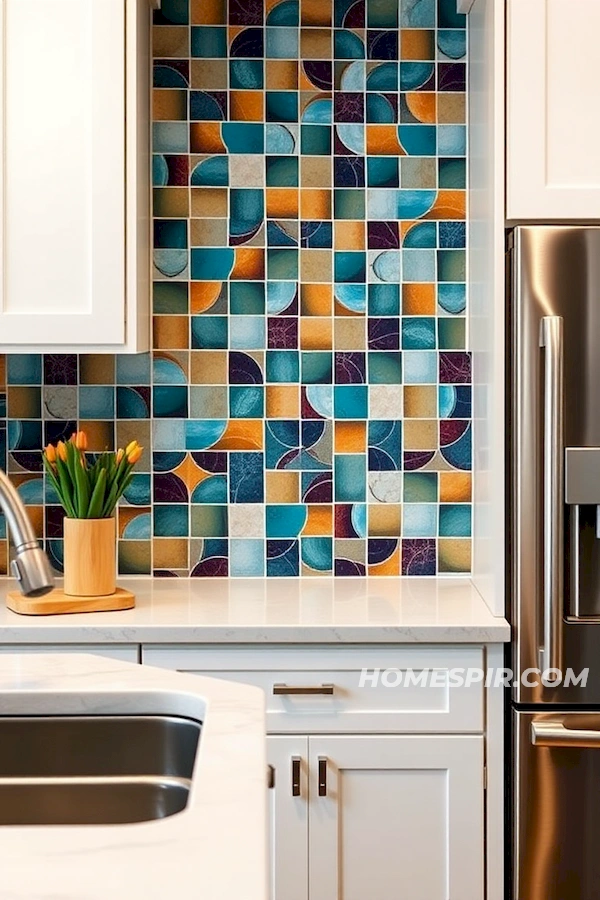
(0, 715), (201, 825)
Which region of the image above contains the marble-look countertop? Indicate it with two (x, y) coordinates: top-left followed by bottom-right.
(0, 577), (510, 643)
(0, 653), (266, 900)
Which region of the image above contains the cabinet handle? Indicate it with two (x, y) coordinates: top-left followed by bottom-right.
(267, 765), (275, 789)
(272, 683), (334, 696)
(291, 757), (301, 796)
(318, 756), (327, 797)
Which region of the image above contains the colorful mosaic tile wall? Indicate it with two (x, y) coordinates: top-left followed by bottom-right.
(0, 0), (470, 578)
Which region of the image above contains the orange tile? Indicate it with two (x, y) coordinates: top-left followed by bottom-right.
(300, 189), (332, 220)
(230, 91), (264, 122)
(266, 188), (299, 219)
(190, 282), (223, 314)
(191, 350), (228, 384)
(266, 60), (299, 90)
(266, 385), (300, 418)
(153, 89), (187, 121)
(400, 29), (435, 60)
(334, 220), (365, 250)
(231, 248), (265, 280)
(153, 315), (190, 350)
(402, 283), (436, 315)
(335, 421), (366, 453)
(189, 123), (226, 154)
(301, 283), (332, 316)
(425, 190), (466, 220)
(82, 421), (115, 452)
(301, 0), (332, 26)
(303, 506), (333, 536)
(403, 419), (437, 451)
(301, 28), (332, 58)
(439, 538), (471, 574)
(368, 505), (402, 537)
(405, 92), (436, 124)
(440, 472), (472, 503)
(213, 420), (263, 450)
(267, 471), (300, 503)
(190, 0), (225, 24)
(153, 538), (189, 569)
(367, 125), (405, 156)
(301, 317), (333, 350)
(404, 385), (437, 418)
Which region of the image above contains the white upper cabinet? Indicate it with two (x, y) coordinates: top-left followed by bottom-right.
(0, 0), (153, 352)
(507, 0), (600, 220)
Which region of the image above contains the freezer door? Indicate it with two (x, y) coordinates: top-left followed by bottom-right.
(511, 226), (600, 704)
(514, 710), (600, 900)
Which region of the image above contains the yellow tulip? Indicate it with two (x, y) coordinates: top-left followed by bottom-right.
(44, 443), (56, 464)
(56, 441), (67, 462)
(116, 448), (125, 465)
(127, 445), (143, 464)
(125, 440), (138, 456)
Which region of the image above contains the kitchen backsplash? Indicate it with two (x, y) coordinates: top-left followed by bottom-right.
(0, 0), (470, 578)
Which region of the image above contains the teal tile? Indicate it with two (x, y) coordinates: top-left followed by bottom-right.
(230, 539), (265, 576)
(335, 455), (366, 502)
(334, 385), (368, 419)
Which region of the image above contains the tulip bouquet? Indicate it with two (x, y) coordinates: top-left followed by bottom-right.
(42, 431), (143, 519)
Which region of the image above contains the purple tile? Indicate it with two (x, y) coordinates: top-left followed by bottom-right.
(154, 473), (189, 503)
(191, 556), (229, 576)
(334, 557), (365, 576)
(44, 355), (78, 386)
(368, 318), (400, 350)
(335, 156), (365, 187)
(229, 0), (263, 25)
(166, 155), (189, 186)
(368, 221), (399, 249)
(335, 352), (366, 384)
(334, 92), (365, 123)
(438, 63), (466, 92)
(302, 61), (333, 91)
(440, 352), (471, 384)
(404, 450), (435, 471)
(402, 538), (436, 575)
(439, 419), (469, 447)
(268, 317), (298, 350)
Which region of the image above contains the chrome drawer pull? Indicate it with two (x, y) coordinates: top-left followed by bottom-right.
(532, 721), (600, 748)
(272, 683), (334, 696)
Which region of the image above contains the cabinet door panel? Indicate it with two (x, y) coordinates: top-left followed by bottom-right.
(308, 735), (483, 900)
(0, 0), (125, 345)
(507, 0), (600, 219)
(267, 736), (309, 900)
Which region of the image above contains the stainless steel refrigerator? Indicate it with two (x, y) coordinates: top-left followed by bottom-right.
(511, 226), (600, 899)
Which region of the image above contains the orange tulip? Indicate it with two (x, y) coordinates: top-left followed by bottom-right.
(75, 431), (88, 451)
(56, 441), (67, 462)
(44, 443), (56, 464)
(127, 445), (143, 464)
(125, 440), (138, 456)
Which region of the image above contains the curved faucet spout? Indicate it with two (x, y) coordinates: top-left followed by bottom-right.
(0, 469), (54, 597)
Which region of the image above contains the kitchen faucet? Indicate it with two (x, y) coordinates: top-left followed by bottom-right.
(0, 468), (54, 596)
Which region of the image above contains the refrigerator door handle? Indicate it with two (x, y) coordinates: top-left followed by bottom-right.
(532, 720), (600, 748)
(539, 316), (564, 676)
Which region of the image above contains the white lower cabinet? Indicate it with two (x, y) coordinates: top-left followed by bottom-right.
(308, 735), (483, 900)
(267, 736), (309, 900)
(143, 645), (487, 900)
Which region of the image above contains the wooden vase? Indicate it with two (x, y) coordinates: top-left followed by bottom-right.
(63, 517), (116, 597)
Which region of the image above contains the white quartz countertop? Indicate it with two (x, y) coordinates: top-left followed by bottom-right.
(0, 577), (510, 644)
(0, 653), (266, 900)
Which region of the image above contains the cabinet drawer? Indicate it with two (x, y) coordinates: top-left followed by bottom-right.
(142, 646), (483, 733)
(0, 644), (139, 664)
